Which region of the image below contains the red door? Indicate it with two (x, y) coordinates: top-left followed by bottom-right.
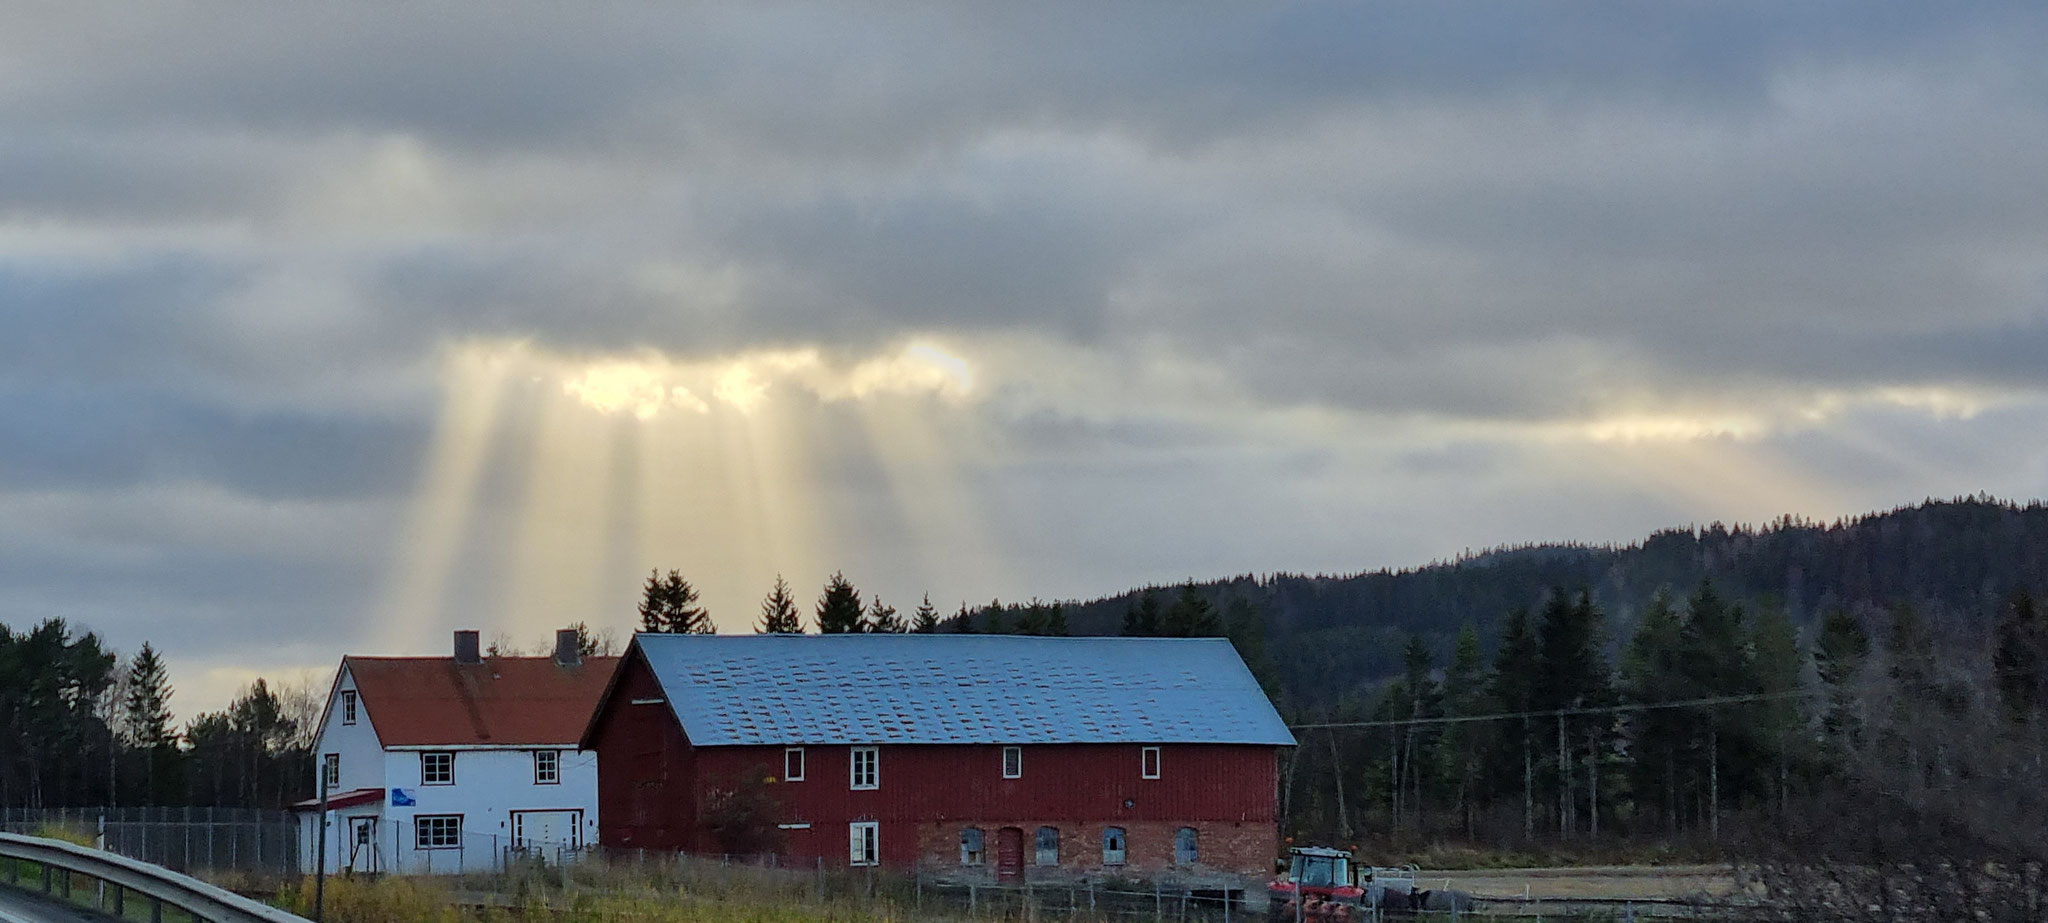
(996, 827), (1024, 881)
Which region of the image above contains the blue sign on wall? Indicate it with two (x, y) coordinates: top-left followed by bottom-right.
(389, 788), (416, 807)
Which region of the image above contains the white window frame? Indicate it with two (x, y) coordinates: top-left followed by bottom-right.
(533, 749), (560, 785)
(421, 751), (455, 785)
(848, 821), (879, 867)
(322, 753), (340, 790)
(849, 746), (878, 790)
(785, 747), (806, 782)
(340, 690), (357, 725)
(415, 814), (462, 850)
(1002, 746), (1022, 779)
(1140, 746), (1161, 780)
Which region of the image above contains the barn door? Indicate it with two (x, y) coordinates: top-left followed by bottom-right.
(995, 827), (1024, 881)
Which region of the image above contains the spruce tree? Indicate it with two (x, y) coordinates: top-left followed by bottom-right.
(1045, 602), (1069, 637)
(1164, 585), (1221, 637)
(1747, 604), (1806, 813)
(980, 599), (1006, 634)
(950, 602), (977, 633)
(1013, 600), (1049, 635)
(911, 594), (941, 633)
(757, 575), (803, 634)
(1132, 591), (1163, 636)
(1812, 607), (1870, 756)
(1621, 591), (1688, 832)
(1440, 624), (1492, 837)
(124, 642), (175, 804)
(867, 596), (906, 633)
(816, 572), (864, 633)
(1993, 590), (2047, 723)
(638, 569), (711, 633)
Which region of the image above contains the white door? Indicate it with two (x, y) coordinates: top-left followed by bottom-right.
(513, 810), (581, 854)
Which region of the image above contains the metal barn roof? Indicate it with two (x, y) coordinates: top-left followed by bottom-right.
(631, 633), (1295, 747)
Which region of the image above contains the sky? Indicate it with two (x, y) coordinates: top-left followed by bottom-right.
(4, 2), (2047, 719)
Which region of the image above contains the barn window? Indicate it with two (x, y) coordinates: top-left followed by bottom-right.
(533, 750), (560, 785)
(421, 751), (454, 785)
(785, 747), (806, 782)
(322, 753), (340, 790)
(1002, 746), (1022, 779)
(960, 827), (985, 866)
(1035, 826), (1060, 867)
(1174, 827), (1199, 865)
(1102, 827), (1127, 866)
(416, 815), (462, 849)
(848, 821), (879, 867)
(340, 690), (357, 725)
(850, 746), (879, 790)
(1140, 746), (1161, 779)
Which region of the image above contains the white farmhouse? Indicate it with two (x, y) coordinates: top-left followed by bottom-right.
(295, 629), (617, 874)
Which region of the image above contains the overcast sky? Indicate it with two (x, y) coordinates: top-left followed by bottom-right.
(5, 2), (2046, 717)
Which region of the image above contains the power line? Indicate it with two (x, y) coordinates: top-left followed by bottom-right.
(1287, 687), (1825, 731)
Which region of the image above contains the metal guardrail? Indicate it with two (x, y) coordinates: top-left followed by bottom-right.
(0, 833), (310, 923)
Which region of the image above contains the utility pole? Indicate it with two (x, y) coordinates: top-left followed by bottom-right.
(315, 770), (328, 922)
(1521, 717), (1532, 841)
(1556, 711), (1568, 840)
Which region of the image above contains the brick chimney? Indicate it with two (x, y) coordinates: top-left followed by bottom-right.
(554, 628), (581, 666)
(453, 629), (482, 665)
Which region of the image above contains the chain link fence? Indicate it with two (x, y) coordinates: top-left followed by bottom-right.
(0, 806), (299, 877)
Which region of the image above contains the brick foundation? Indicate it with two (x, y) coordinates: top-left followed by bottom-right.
(913, 819), (1275, 884)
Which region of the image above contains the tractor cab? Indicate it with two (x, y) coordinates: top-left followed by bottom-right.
(1267, 846), (1366, 920)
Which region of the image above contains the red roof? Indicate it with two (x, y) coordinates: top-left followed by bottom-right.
(292, 788), (384, 811)
(346, 655), (619, 747)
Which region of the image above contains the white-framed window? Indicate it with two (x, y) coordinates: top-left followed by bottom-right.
(421, 751), (454, 785)
(1035, 826), (1060, 867)
(322, 753), (340, 789)
(960, 827), (985, 866)
(848, 821), (879, 866)
(340, 690), (357, 725)
(533, 750), (560, 785)
(1140, 746), (1161, 780)
(849, 746), (878, 790)
(1102, 826), (1127, 866)
(1174, 827), (1199, 865)
(1002, 746), (1022, 779)
(785, 747), (806, 782)
(416, 815), (462, 850)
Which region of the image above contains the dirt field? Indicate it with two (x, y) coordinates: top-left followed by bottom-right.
(1412, 864), (1738, 901)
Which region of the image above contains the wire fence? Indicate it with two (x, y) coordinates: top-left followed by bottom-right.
(0, 806), (299, 877)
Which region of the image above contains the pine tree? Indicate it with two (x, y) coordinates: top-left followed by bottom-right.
(1486, 606), (1542, 839)
(638, 569), (711, 633)
(1812, 607), (1870, 756)
(1747, 604), (1806, 815)
(867, 596), (906, 633)
(950, 602), (977, 633)
(816, 572), (864, 633)
(757, 575), (803, 634)
(124, 642), (175, 804)
(1222, 596), (1276, 691)
(1440, 624), (1492, 837)
(911, 594), (940, 633)
(980, 599), (1006, 634)
(1013, 600), (1049, 636)
(1124, 591), (1162, 636)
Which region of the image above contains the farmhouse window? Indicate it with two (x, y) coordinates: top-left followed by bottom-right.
(785, 747), (806, 782)
(421, 751), (454, 785)
(322, 753), (340, 789)
(1174, 827), (1199, 866)
(848, 821), (879, 866)
(1035, 826), (1060, 867)
(533, 750), (560, 785)
(341, 690), (357, 725)
(960, 827), (985, 866)
(1101, 827), (1127, 866)
(416, 815), (462, 849)
(849, 746), (878, 790)
(1140, 746), (1161, 779)
(1002, 746), (1022, 779)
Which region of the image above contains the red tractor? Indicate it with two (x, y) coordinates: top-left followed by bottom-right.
(1266, 846), (1366, 921)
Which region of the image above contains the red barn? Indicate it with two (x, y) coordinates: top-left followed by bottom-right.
(581, 633), (1295, 883)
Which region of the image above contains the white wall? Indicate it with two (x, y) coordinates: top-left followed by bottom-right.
(311, 665), (386, 796)
(376, 747), (599, 874)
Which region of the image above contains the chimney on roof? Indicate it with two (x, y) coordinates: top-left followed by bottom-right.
(453, 630), (482, 665)
(554, 628), (582, 667)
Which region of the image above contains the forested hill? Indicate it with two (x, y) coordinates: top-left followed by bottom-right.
(1060, 496), (2048, 712)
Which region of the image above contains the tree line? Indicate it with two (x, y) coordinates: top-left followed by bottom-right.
(0, 619), (317, 811)
(1277, 581), (2048, 860)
